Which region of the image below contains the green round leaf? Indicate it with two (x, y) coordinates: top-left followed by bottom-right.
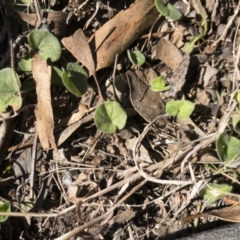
(28, 29), (61, 62)
(216, 132), (229, 162)
(199, 183), (232, 206)
(227, 136), (240, 161)
(18, 57), (33, 72)
(127, 50), (145, 66)
(62, 63), (88, 97)
(94, 101), (127, 134)
(155, 0), (182, 20)
(216, 132), (240, 162)
(155, 0), (169, 17)
(150, 76), (170, 92)
(166, 100), (195, 120)
(0, 68), (22, 113)
(0, 201), (11, 223)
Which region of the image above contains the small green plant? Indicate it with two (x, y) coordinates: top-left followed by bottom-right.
(19, 29), (61, 72)
(199, 183), (232, 206)
(0, 201), (11, 222)
(94, 101), (127, 134)
(127, 50), (145, 66)
(28, 29), (61, 62)
(166, 100), (195, 120)
(216, 132), (240, 163)
(6, 29), (125, 134)
(183, 0), (207, 53)
(62, 62), (88, 97)
(0, 68), (22, 113)
(17, 29), (88, 97)
(150, 76), (170, 92)
(155, 0), (182, 21)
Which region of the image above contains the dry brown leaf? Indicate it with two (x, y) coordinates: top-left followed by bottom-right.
(56, 112), (93, 146)
(56, 104), (89, 128)
(160, 54), (190, 98)
(62, 29), (95, 75)
(170, 24), (186, 48)
(3, 3), (67, 36)
(32, 54), (57, 151)
(155, 38), (183, 71)
(210, 203), (240, 222)
(182, 203), (240, 223)
(127, 71), (165, 127)
(89, 0), (159, 71)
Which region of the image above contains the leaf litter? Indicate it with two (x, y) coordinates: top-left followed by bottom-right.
(1, 0), (240, 239)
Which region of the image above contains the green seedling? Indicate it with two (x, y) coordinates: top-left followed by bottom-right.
(94, 101), (127, 134)
(155, 0), (182, 21)
(62, 62), (88, 97)
(216, 132), (240, 163)
(166, 100), (195, 120)
(199, 183), (232, 206)
(0, 68), (22, 113)
(28, 29), (61, 62)
(0, 201), (11, 223)
(127, 50), (145, 66)
(18, 29), (61, 72)
(183, 0), (207, 53)
(18, 57), (32, 72)
(150, 76), (170, 92)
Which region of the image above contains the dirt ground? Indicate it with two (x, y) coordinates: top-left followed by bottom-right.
(0, 0), (240, 239)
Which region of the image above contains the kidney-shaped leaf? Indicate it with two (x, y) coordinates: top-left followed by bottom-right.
(94, 101), (127, 134)
(127, 50), (145, 66)
(18, 57), (33, 72)
(0, 201), (11, 223)
(199, 183), (232, 206)
(155, 0), (182, 20)
(62, 63), (88, 97)
(216, 132), (240, 162)
(28, 29), (61, 62)
(166, 100), (194, 120)
(150, 76), (170, 92)
(0, 68), (22, 113)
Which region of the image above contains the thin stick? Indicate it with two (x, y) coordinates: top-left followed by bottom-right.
(33, 0), (42, 27)
(30, 133), (38, 200)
